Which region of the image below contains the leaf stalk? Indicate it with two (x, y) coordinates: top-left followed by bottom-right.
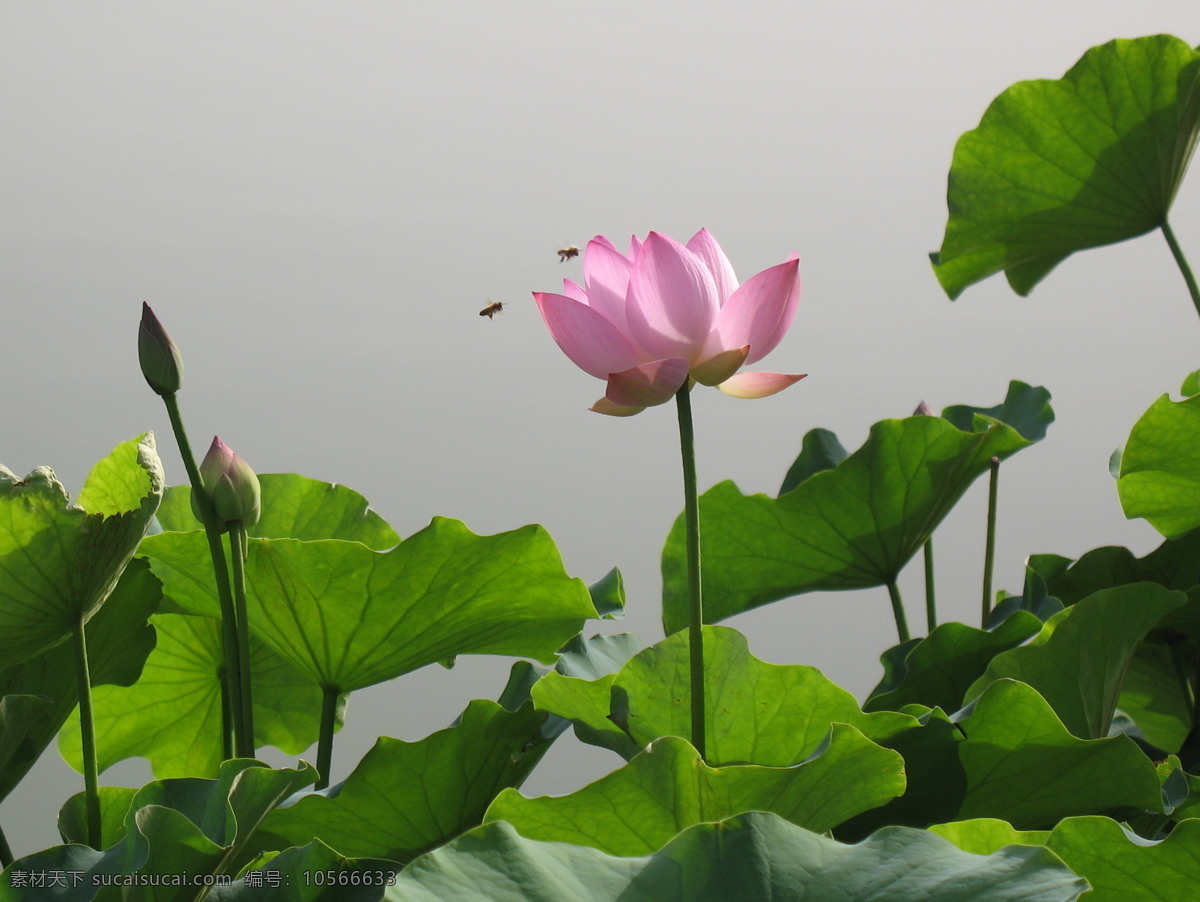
(675, 384), (706, 760)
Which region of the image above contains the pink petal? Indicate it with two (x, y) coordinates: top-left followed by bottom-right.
(582, 237), (634, 333)
(711, 257), (801, 365)
(562, 278), (588, 303)
(717, 371), (807, 399)
(590, 396), (645, 417)
(686, 229), (738, 305)
(625, 232), (720, 362)
(534, 292), (643, 379)
(605, 357), (691, 408)
(691, 345), (749, 386)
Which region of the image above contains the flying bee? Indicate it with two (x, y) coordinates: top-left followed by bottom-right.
(479, 301), (504, 319)
(557, 246), (579, 263)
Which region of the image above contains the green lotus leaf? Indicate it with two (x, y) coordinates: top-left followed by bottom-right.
(1, 761), (316, 898)
(957, 680), (1162, 827)
(258, 666), (559, 864)
(778, 428), (848, 495)
(932, 34), (1200, 298)
(385, 812), (1086, 902)
(662, 410), (1035, 634)
(215, 839), (396, 901)
(941, 381), (1055, 442)
(58, 611), (336, 779)
(866, 614), (1042, 713)
(966, 583), (1185, 739)
(484, 729), (904, 857)
(1119, 387), (1200, 539)
(935, 815), (1200, 901)
(0, 556), (160, 803)
(1118, 642), (1194, 753)
(0, 433), (163, 666)
(586, 568), (625, 620)
(1040, 528), (1200, 605)
(140, 517), (595, 694)
(155, 474), (399, 548)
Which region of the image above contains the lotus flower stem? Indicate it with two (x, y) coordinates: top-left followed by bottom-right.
(161, 392), (244, 756)
(675, 383), (706, 760)
(71, 614), (102, 848)
(0, 823), (11, 867)
(1162, 221), (1200, 322)
(316, 686), (339, 790)
(228, 523), (255, 757)
(923, 538), (936, 632)
(886, 580), (910, 644)
(981, 457), (1001, 627)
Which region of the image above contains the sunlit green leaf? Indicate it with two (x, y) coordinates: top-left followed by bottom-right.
(0, 433), (163, 666)
(662, 411), (1035, 633)
(484, 730), (904, 857)
(966, 583), (1185, 738)
(140, 518), (596, 695)
(388, 812), (1086, 902)
(932, 35), (1200, 298)
(155, 475), (399, 548)
(957, 680), (1162, 827)
(1119, 388), (1200, 538)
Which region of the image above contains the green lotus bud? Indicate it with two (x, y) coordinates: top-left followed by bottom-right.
(192, 437), (261, 530)
(139, 302), (184, 395)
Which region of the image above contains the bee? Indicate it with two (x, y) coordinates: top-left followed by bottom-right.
(479, 301), (504, 319)
(557, 246), (579, 263)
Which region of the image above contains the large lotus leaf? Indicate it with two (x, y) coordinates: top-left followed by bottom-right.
(957, 680), (1162, 828)
(662, 414), (1033, 633)
(258, 671), (559, 864)
(966, 583), (1185, 739)
(140, 517), (595, 693)
(611, 625), (913, 766)
(1037, 530), (1200, 606)
(866, 613), (1042, 713)
(211, 839), (396, 901)
(1118, 642), (1194, 753)
(932, 35), (1200, 299)
(0, 433), (163, 666)
(778, 428), (848, 495)
(941, 381), (1055, 442)
(0, 557), (160, 803)
(58, 611), (338, 779)
(484, 729), (904, 857)
(155, 475), (399, 548)
(386, 812), (1086, 902)
(1119, 385), (1200, 539)
(531, 633), (643, 759)
(0, 761), (316, 900)
(935, 815), (1200, 901)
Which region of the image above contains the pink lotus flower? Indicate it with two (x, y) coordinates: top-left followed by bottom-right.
(534, 229), (805, 415)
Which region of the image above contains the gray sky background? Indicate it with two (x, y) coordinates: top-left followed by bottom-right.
(3, 1), (1200, 856)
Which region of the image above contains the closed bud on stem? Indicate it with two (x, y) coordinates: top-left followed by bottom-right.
(193, 437), (261, 530)
(138, 303), (184, 395)
(913, 400), (933, 416)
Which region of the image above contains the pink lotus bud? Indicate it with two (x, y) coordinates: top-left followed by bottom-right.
(192, 437), (261, 530)
(138, 303), (184, 396)
(913, 401), (933, 416)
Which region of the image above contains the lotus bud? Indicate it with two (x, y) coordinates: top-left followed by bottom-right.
(913, 401), (933, 416)
(138, 302), (184, 395)
(192, 437), (261, 530)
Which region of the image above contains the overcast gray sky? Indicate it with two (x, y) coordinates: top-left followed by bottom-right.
(3, 1), (1200, 856)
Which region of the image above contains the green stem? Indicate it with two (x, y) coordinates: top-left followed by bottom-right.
(981, 457), (1000, 628)
(0, 822), (12, 867)
(886, 580), (910, 644)
(162, 393), (243, 756)
(675, 383), (705, 760)
(316, 686), (340, 790)
(1162, 220), (1200, 321)
(923, 538), (936, 633)
(228, 523), (255, 758)
(71, 614), (101, 849)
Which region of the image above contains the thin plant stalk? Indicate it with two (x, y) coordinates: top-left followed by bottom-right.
(71, 614), (102, 849)
(1162, 220), (1200, 321)
(316, 686), (340, 790)
(0, 823), (11, 868)
(886, 580), (910, 644)
(923, 538), (936, 633)
(675, 382), (706, 760)
(228, 523), (255, 758)
(162, 392), (243, 754)
(981, 456), (1000, 628)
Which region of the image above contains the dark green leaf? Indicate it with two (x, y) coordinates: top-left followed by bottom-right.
(941, 381), (1055, 442)
(778, 428), (848, 495)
